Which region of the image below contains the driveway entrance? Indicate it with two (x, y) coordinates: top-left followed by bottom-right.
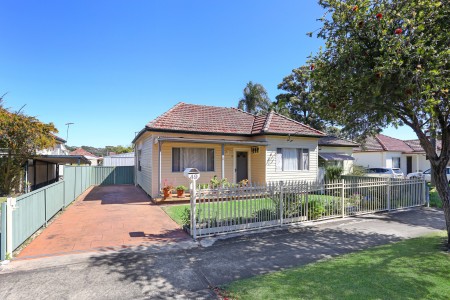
(16, 185), (189, 259)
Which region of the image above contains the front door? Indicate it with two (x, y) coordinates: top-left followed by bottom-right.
(236, 151), (248, 183)
(407, 156), (412, 174)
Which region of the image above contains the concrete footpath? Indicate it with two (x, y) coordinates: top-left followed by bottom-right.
(0, 208), (445, 299)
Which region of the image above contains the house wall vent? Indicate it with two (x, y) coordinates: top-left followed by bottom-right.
(251, 146), (260, 154)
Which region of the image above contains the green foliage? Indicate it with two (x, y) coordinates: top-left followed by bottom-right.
(0, 97), (57, 195)
(210, 175), (229, 188)
(325, 165), (343, 181)
(180, 207), (191, 226)
(309, 0), (449, 243)
(350, 165), (367, 177)
(277, 65), (326, 130)
(306, 199), (325, 220)
(252, 208), (277, 221)
(176, 185), (188, 191)
(238, 81), (271, 115)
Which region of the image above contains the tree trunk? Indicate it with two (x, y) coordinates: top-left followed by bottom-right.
(431, 161), (450, 249)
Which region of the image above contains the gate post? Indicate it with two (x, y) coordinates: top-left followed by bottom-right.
(190, 179), (197, 240)
(423, 179), (428, 207)
(279, 181), (284, 226)
(1, 202), (7, 260)
(341, 179), (345, 218)
(387, 178), (391, 211)
(6, 198), (15, 258)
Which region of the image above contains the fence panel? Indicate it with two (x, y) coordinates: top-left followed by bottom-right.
(64, 167), (76, 206)
(193, 177), (426, 238)
(12, 190), (46, 250)
(114, 166), (135, 184)
(92, 166), (115, 185)
(45, 181), (65, 222)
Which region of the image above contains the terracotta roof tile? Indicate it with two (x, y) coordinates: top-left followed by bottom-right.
(69, 148), (99, 158)
(262, 112), (325, 137)
(355, 134), (421, 153)
(144, 103), (325, 137)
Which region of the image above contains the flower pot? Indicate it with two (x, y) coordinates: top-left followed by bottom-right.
(163, 188), (172, 199)
(177, 189), (185, 198)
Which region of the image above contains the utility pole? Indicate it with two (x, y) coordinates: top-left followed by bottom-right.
(65, 122), (74, 144)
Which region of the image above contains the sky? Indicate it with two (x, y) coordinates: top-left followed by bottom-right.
(1, 1), (418, 147)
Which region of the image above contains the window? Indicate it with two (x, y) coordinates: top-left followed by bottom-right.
(276, 148), (309, 171)
(392, 157), (401, 168)
(172, 148), (214, 172)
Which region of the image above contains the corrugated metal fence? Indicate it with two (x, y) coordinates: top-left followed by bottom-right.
(0, 165), (134, 260)
(190, 177), (427, 238)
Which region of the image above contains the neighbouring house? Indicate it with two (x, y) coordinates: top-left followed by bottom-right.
(27, 136), (90, 191)
(318, 136), (359, 179)
(102, 152), (135, 166)
(70, 148), (101, 166)
(352, 134), (443, 175)
(132, 102), (332, 199)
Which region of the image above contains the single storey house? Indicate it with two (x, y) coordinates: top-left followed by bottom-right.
(352, 134), (439, 175)
(318, 136), (358, 175)
(132, 102), (356, 198)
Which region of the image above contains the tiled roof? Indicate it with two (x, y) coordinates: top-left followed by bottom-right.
(403, 140), (425, 153)
(319, 136), (359, 147)
(261, 111), (325, 136)
(70, 148), (99, 158)
(355, 134), (424, 153)
(144, 103), (325, 137)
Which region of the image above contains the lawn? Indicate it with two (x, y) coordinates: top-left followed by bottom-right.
(162, 194), (338, 226)
(223, 232), (450, 300)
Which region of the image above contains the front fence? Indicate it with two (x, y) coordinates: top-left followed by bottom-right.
(0, 165), (134, 260)
(191, 177), (426, 238)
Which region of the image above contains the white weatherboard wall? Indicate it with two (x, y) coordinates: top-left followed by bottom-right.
(135, 133), (153, 196)
(265, 136), (319, 182)
(353, 152), (385, 168)
(319, 146), (354, 174)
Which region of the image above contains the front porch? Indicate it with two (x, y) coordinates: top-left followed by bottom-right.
(152, 136), (268, 199)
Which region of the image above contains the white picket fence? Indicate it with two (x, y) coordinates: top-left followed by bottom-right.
(189, 177), (426, 238)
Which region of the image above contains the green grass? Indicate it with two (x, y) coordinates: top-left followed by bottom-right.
(224, 232), (450, 300)
(162, 195), (337, 226)
(162, 198), (274, 226)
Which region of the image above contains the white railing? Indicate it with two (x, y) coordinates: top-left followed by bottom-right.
(189, 177), (426, 238)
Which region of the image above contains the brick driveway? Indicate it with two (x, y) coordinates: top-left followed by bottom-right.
(16, 185), (189, 259)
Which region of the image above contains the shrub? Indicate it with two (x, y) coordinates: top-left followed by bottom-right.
(350, 165), (366, 176)
(325, 165), (343, 181)
(252, 208), (277, 221)
(305, 199), (325, 220)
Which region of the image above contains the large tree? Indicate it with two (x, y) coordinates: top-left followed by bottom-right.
(0, 97), (57, 195)
(277, 65), (327, 131)
(237, 81), (271, 115)
(310, 0), (450, 247)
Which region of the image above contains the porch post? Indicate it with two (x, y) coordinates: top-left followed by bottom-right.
(221, 144), (225, 180)
(158, 140), (162, 194)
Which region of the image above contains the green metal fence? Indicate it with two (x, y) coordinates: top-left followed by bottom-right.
(0, 165), (134, 260)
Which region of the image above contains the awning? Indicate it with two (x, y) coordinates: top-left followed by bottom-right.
(32, 155), (92, 165)
(156, 137), (268, 146)
(319, 153), (355, 161)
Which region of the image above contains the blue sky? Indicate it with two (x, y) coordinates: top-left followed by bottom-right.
(1, 1), (417, 147)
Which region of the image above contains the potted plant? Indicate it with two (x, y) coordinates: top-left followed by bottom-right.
(162, 179), (174, 199)
(176, 185), (187, 198)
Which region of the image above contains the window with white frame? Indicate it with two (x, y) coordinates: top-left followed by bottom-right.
(276, 148), (310, 171)
(172, 148), (215, 172)
(392, 157), (401, 168)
